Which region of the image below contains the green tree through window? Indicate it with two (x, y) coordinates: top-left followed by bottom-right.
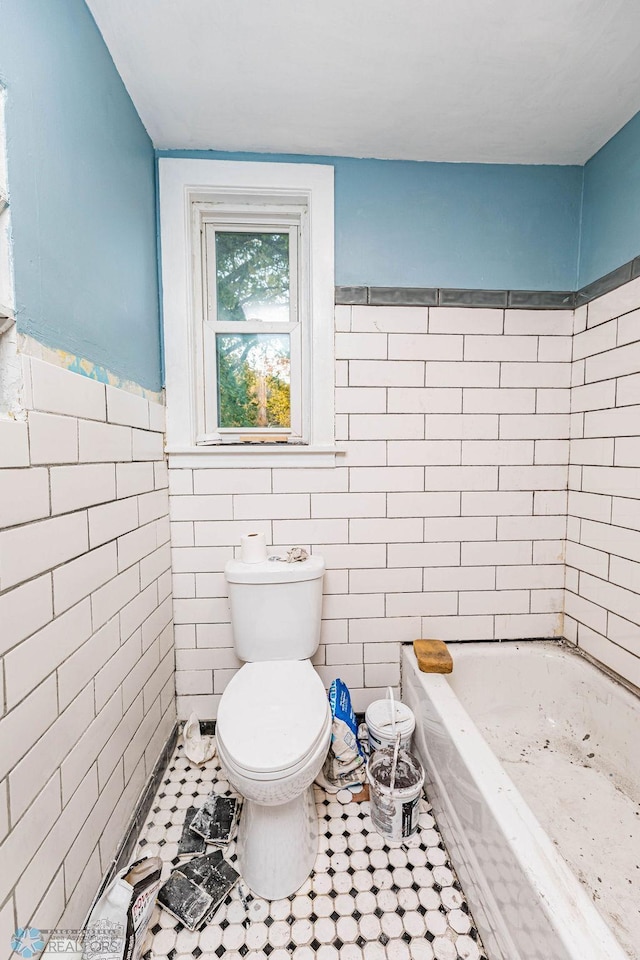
(216, 334), (291, 428)
(216, 232), (290, 322)
(214, 230), (292, 429)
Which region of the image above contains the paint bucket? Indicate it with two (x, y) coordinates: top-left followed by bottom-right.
(366, 745), (424, 841)
(365, 687), (415, 753)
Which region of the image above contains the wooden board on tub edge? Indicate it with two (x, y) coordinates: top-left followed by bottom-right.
(413, 638), (453, 674)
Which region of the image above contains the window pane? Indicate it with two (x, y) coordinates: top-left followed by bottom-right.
(216, 333), (291, 429)
(216, 231), (290, 322)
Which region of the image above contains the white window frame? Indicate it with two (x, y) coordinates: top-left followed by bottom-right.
(159, 159), (337, 467)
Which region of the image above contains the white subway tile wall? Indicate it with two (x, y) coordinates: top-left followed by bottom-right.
(566, 282), (640, 688)
(0, 359), (175, 936)
(3, 285), (639, 941)
(170, 305), (572, 718)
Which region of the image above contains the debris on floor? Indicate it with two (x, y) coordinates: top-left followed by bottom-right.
(182, 712), (217, 765)
(138, 743), (488, 960)
(176, 807), (207, 859)
(157, 785), (241, 928)
(157, 851), (240, 931)
(190, 794), (241, 845)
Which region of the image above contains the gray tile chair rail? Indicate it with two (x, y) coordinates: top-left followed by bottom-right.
(335, 251), (640, 309)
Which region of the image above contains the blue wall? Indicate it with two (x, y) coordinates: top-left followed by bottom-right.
(0, 0), (161, 390)
(3, 0), (638, 394)
(159, 150), (583, 292)
(579, 110), (640, 288)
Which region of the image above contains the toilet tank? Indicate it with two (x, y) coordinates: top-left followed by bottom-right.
(224, 555), (325, 662)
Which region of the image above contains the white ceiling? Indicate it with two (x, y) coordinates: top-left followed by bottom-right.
(86, 0), (640, 164)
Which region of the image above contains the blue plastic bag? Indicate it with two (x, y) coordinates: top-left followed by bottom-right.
(320, 679), (365, 791)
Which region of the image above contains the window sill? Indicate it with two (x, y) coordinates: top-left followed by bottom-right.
(165, 443), (344, 468)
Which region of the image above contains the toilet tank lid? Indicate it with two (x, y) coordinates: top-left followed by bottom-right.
(225, 555), (325, 584)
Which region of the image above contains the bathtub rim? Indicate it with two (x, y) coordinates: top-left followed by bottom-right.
(445, 634), (640, 701)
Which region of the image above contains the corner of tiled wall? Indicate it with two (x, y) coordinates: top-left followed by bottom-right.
(565, 276), (640, 687)
(3, 273), (639, 940)
(0, 355), (175, 936)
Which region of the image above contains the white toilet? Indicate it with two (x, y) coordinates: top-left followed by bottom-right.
(215, 554), (332, 900)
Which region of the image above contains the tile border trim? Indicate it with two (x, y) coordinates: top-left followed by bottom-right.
(89, 722), (180, 915)
(335, 254), (640, 309)
(115, 722), (181, 873)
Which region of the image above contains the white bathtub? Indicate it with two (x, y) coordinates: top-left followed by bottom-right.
(402, 640), (639, 960)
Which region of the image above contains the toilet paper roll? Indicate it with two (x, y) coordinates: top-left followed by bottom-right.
(240, 532), (268, 564)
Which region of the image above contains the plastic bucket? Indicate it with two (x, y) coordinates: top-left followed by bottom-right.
(366, 747), (424, 841)
(366, 687), (415, 753)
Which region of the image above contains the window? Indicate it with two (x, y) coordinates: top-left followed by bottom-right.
(159, 159), (336, 466)
(202, 211), (301, 441)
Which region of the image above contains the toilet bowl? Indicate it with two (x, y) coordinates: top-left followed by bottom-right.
(216, 659), (332, 899)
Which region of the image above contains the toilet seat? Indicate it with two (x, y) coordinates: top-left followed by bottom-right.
(216, 660), (330, 780)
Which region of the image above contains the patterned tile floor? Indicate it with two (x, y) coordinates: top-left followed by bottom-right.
(138, 743), (487, 960)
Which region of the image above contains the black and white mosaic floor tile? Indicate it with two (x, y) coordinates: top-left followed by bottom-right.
(138, 744), (487, 960)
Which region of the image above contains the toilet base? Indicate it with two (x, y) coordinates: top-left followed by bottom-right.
(237, 786), (318, 900)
